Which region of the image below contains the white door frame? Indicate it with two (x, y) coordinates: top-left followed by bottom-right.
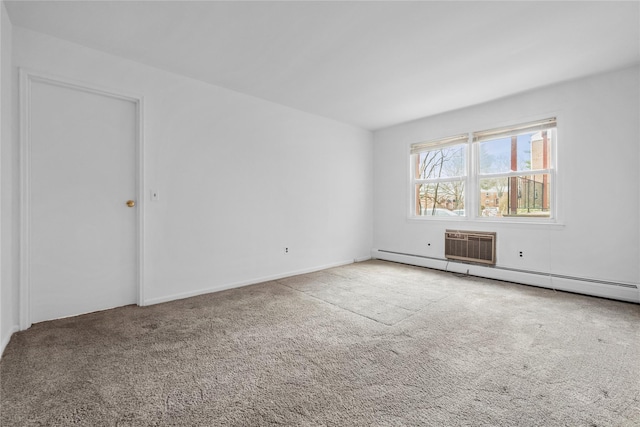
(19, 68), (145, 330)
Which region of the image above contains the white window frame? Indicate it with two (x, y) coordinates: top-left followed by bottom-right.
(409, 134), (468, 219)
(409, 118), (557, 222)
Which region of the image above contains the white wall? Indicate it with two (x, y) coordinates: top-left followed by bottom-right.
(1, 1), (16, 356)
(3, 25), (372, 334)
(373, 66), (640, 302)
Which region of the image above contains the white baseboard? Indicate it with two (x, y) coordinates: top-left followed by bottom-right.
(1, 325), (20, 360)
(372, 249), (640, 304)
(143, 259), (358, 306)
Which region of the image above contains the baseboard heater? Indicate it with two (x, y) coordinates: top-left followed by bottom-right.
(375, 249), (638, 290)
(445, 230), (496, 265)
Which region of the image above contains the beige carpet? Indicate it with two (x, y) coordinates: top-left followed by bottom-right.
(1, 260), (639, 426)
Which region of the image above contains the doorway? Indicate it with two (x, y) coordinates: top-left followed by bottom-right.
(20, 70), (143, 328)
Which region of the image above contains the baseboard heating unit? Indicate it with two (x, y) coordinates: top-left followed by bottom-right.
(371, 249), (639, 304)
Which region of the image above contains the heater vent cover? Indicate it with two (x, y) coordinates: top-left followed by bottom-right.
(445, 230), (496, 265)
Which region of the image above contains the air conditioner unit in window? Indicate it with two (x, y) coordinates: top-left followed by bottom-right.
(445, 230), (496, 265)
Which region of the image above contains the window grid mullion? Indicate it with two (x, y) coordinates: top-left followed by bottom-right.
(478, 169), (551, 180)
(414, 177), (466, 185)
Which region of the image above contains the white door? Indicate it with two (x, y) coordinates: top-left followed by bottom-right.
(28, 78), (138, 324)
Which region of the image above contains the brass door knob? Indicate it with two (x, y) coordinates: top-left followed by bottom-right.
(126, 200), (136, 208)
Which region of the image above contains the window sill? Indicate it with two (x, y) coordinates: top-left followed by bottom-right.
(407, 216), (566, 229)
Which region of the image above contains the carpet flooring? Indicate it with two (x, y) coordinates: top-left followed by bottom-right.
(1, 260), (639, 426)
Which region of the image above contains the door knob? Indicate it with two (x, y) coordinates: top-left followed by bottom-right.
(126, 200), (136, 208)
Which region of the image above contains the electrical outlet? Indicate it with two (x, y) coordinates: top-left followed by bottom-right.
(519, 251), (523, 258)
(285, 247), (289, 254)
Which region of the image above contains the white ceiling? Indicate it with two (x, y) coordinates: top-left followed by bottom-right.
(5, 1), (640, 130)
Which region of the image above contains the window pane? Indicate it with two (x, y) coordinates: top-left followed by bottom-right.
(479, 131), (552, 174)
(479, 174), (550, 217)
(414, 145), (466, 179)
(415, 182), (465, 216)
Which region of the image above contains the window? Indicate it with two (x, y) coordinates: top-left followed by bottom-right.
(410, 118), (556, 220)
(474, 118), (556, 218)
(410, 134), (467, 217)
